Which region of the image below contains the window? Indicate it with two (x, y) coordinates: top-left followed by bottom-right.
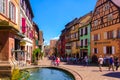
(107, 31), (113, 39)
(9, 2), (16, 22)
(85, 39), (88, 47)
(94, 20), (98, 26)
(100, 17), (103, 24)
(75, 33), (78, 38)
(0, 0), (7, 15)
(72, 26), (75, 30)
(103, 3), (110, 11)
(80, 40), (83, 47)
(93, 48), (98, 54)
(94, 34), (100, 41)
(117, 29), (120, 38)
(96, 9), (99, 15)
(106, 46), (112, 54)
(80, 28), (83, 36)
(108, 14), (113, 21)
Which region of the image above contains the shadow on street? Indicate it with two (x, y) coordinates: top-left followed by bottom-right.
(103, 72), (120, 79)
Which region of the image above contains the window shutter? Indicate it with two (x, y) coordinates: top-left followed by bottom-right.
(83, 39), (85, 46)
(92, 35), (94, 41)
(98, 34), (100, 40)
(104, 32), (107, 39)
(113, 30), (117, 38)
(97, 48), (98, 54)
(22, 18), (26, 33)
(103, 46), (106, 54)
(92, 48), (94, 53)
(79, 29), (81, 36)
(0, 0), (2, 12)
(83, 27), (85, 35)
(112, 46), (115, 54)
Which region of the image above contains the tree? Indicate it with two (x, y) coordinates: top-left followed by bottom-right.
(32, 48), (41, 64)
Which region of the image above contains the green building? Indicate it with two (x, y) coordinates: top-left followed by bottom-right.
(79, 12), (92, 58)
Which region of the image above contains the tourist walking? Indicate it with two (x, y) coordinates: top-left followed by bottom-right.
(84, 56), (89, 66)
(108, 56), (114, 71)
(98, 55), (104, 72)
(114, 57), (119, 71)
(56, 57), (60, 66)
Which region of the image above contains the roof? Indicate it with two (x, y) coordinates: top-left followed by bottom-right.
(112, 0), (120, 7)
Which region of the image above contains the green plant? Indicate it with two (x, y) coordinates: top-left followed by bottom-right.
(32, 48), (41, 63)
(12, 69), (30, 80)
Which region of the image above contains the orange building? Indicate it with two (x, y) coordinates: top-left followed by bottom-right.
(91, 0), (120, 60)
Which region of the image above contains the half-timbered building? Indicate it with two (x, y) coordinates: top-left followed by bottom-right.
(91, 0), (120, 59)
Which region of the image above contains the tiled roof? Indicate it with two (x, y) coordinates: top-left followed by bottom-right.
(112, 0), (120, 7)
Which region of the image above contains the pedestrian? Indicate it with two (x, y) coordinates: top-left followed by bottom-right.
(114, 57), (119, 71)
(108, 56), (114, 71)
(98, 55), (104, 72)
(84, 56), (89, 66)
(56, 57), (60, 66)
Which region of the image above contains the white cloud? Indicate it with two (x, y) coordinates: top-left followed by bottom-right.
(51, 35), (60, 40)
(44, 40), (50, 45)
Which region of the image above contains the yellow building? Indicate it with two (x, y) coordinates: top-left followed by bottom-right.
(0, 0), (23, 77)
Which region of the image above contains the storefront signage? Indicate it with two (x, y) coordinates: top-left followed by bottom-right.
(94, 41), (111, 45)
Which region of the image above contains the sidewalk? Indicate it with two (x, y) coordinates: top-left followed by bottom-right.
(38, 57), (120, 80)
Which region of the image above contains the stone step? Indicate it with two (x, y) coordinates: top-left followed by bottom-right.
(0, 66), (12, 70)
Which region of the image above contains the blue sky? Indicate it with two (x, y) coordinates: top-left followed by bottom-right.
(30, 0), (97, 45)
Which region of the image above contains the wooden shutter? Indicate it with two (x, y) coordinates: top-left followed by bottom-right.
(22, 18), (26, 33)
(98, 34), (100, 40)
(92, 35), (94, 41)
(104, 32), (107, 39)
(113, 30), (117, 38)
(103, 46), (106, 54)
(97, 48), (98, 54)
(79, 29), (81, 36)
(83, 27), (85, 35)
(92, 48), (94, 53)
(112, 46), (115, 54)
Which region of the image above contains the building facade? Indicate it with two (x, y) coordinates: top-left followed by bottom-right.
(33, 22), (39, 50)
(79, 12), (92, 58)
(49, 39), (57, 55)
(38, 30), (44, 52)
(91, 0), (120, 59)
(0, 0), (22, 62)
(60, 29), (66, 57)
(19, 0), (34, 65)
